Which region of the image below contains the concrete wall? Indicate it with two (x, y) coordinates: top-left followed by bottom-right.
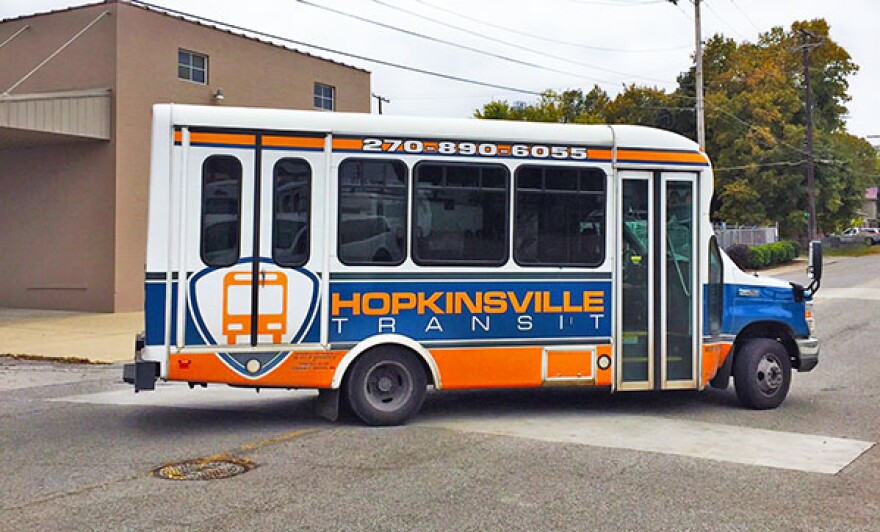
(0, 1), (370, 312)
(0, 3), (117, 311)
(112, 2), (370, 311)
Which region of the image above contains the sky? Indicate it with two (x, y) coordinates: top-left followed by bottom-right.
(2, 0), (878, 142)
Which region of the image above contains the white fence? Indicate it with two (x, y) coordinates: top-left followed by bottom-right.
(714, 224), (778, 249)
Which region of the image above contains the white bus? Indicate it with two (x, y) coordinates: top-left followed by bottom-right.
(124, 104), (821, 425)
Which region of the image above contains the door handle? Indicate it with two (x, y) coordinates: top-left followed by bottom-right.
(260, 270), (266, 287)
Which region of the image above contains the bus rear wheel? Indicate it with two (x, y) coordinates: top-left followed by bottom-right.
(345, 347), (426, 426)
(733, 338), (791, 409)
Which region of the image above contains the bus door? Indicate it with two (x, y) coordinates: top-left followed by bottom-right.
(617, 171), (698, 390)
(177, 130), (321, 355)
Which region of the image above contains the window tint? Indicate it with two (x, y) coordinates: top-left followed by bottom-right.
(708, 236), (724, 334)
(514, 166), (606, 266)
(413, 163), (509, 266)
(272, 159), (311, 267)
(314, 83), (335, 111)
(201, 156), (242, 267)
(338, 159), (407, 265)
(178, 49), (208, 84)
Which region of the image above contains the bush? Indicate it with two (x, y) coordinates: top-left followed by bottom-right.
(741, 240), (798, 269)
(726, 244), (751, 269)
(749, 246), (770, 268)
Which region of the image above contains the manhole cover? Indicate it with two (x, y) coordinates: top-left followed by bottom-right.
(152, 456), (255, 481)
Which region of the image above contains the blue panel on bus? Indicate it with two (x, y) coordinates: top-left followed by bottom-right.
(329, 280), (612, 343)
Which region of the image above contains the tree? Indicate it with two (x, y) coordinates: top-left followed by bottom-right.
(473, 18), (870, 237)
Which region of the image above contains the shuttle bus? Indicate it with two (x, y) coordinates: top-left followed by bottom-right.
(124, 104), (821, 425)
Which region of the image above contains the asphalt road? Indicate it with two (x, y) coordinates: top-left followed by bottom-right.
(1, 255), (878, 530)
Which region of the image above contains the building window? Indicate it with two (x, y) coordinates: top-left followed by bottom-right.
(413, 162), (509, 266)
(201, 156), (242, 267)
(338, 159), (408, 265)
(514, 165), (606, 267)
(178, 49), (208, 84)
(272, 158), (312, 268)
(314, 83), (335, 111)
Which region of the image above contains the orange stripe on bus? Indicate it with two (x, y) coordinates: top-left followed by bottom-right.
(169, 351), (345, 388)
(173, 131), (256, 146)
(588, 148), (707, 164)
(190, 132), (256, 146)
(332, 138), (363, 151)
(170, 344), (616, 390)
(431, 346), (544, 389)
(263, 136), (325, 149)
(595, 344), (613, 386)
(701, 342), (733, 386)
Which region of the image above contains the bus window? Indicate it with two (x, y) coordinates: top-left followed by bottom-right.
(338, 159), (407, 265)
(514, 165), (606, 267)
(708, 236), (723, 334)
(412, 162), (509, 266)
(200, 155), (242, 268)
(272, 158), (311, 267)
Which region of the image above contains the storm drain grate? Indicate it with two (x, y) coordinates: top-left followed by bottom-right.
(152, 456), (255, 481)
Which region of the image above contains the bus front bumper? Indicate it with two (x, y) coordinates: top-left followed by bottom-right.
(796, 337), (819, 372)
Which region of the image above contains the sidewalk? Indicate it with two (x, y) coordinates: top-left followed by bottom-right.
(0, 308), (141, 364)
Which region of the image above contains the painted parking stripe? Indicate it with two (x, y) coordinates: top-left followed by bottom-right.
(53, 386), (873, 474)
(417, 413), (874, 475)
(814, 287), (880, 301)
(50, 382), (317, 412)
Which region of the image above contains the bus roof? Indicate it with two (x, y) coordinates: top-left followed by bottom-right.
(158, 104), (702, 153)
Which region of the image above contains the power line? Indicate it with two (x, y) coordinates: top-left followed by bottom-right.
(702, 0), (752, 41)
(128, 0), (545, 95)
(413, 0), (690, 53)
(714, 160), (807, 172)
(369, 0), (672, 84)
(296, 0), (625, 87)
(728, 0), (761, 33)
(564, 0), (667, 6)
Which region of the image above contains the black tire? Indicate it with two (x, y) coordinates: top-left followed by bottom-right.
(345, 347), (426, 426)
(865, 237), (873, 246)
(733, 338), (791, 409)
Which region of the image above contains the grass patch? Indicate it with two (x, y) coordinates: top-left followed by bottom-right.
(824, 245), (880, 258)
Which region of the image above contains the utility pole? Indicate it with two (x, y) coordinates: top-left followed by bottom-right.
(668, 0), (704, 149)
(693, 0), (705, 150)
(796, 29), (822, 241)
(371, 92), (390, 115)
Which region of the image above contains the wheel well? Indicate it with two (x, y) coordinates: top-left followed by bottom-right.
(733, 321), (800, 369)
(341, 344), (435, 389)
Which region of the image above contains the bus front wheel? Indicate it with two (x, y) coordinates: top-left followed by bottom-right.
(345, 347), (426, 426)
(733, 338), (791, 409)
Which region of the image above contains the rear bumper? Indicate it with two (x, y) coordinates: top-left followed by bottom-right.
(122, 332), (158, 391)
(122, 360), (159, 391)
(796, 337), (819, 372)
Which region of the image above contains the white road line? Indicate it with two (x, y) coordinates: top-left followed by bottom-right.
(417, 413), (874, 475)
(50, 382), (316, 412)
(814, 287), (880, 301)
(53, 386), (874, 474)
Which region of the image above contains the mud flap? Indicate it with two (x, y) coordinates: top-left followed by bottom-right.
(316, 389), (340, 422)
(709, 346), (734, 390)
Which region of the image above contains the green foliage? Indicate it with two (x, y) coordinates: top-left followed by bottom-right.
(725, 244), (752, 269)
(746, 240), (799, 268)
(473, 18), (877, 240)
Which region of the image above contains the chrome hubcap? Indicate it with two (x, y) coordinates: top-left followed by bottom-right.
(756, 355), (783, 395)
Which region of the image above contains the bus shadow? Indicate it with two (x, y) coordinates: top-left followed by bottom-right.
(122, 392), (328, 437)
(418, 385), (742, 422)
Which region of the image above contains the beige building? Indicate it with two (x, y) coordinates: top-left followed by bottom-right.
(0, 0), (370, 312)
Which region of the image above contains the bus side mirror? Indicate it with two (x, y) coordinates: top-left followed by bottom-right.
(808, 240), (822, 281)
